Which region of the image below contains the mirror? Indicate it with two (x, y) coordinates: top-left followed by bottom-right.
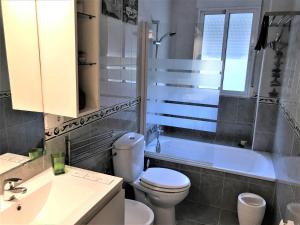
(0, 2), (45, 175)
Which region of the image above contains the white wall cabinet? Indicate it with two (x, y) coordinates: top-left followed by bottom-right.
(1, 0), (100, 118)
(1, 0), (43, 112)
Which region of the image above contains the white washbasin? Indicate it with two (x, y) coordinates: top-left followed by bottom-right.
(0, 167), (123, 225)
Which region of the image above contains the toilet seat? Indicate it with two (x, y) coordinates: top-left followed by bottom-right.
(140, 179), (190, 193)
(140, 168), (190, 193)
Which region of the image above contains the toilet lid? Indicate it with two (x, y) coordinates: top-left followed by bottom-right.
(141, 168), (190, 189)
(125, 199), (154, 225)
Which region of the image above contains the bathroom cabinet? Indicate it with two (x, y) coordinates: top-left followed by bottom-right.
(1, 0), (100, 118)
(87, 190), (125, 225)
(1, 1), (44, 112)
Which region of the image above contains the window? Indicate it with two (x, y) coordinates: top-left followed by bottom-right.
(201, 14), (225, 61)
(199, 10), (256, 96)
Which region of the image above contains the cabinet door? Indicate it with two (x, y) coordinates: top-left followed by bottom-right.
(1, 0), (43, 112)
(36, 0), (78, 118)
(87, 190), (125, 225)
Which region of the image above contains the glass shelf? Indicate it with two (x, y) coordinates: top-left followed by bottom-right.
(79, 62), (96, 66)
(77, 12), (96, 19)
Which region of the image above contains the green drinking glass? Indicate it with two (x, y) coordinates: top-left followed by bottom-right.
(51, 153), (65, 175)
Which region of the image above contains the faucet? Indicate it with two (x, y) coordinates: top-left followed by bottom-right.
(3, 178), (27, 201)
(155, 126), (163, 153)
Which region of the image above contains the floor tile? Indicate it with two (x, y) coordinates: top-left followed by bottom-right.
(176, 219), (207, 225)
(176, 201), (220, 225)
(218, 210), (239, 225)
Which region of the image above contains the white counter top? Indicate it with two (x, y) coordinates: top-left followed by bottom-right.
(0, 166), (123, 225)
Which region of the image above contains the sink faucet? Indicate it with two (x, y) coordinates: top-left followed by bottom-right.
(156, 126), (163, 153)
(3, 178), (27, 201)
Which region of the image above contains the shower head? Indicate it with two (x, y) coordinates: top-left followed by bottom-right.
(153, 32), (177, 45)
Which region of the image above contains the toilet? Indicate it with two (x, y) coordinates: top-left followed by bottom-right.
(238, 193), (266, 225)
(113, 132), (190, 225)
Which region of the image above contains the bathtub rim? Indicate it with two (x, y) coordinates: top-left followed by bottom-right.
(145, 151), (276, 182)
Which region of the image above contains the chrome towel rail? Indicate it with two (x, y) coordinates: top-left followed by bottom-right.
(65, 130), (125, 165)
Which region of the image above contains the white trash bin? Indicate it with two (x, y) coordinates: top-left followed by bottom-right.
(238, 193), (266, 225)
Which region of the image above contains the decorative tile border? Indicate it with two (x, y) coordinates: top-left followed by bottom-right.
(279, 103), (300, 138)
(45, 97), (141, 140)
(256, 96), (280, 104)
(0, 91), (11, 99)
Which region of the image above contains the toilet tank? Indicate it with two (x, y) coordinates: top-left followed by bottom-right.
(112, 132), (145, 183)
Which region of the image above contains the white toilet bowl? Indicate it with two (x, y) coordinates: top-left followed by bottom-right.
(238, 193), (266, 225)
(112, 133), (190, 225)
(133, 168), (190, 225)
(125, 199), (154, 225)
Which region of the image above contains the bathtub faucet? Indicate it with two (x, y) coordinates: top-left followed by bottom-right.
(156, 126), (163, 153)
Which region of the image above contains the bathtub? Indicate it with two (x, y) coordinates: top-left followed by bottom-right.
(146, 136), (276, 181)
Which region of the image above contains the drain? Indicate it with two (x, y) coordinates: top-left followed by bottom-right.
(17, 204), (22, 211)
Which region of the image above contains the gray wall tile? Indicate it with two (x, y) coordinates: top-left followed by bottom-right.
(256, 103), (278, 133)
(253, 131), (275, 152)
(217, 96), (238, 123)
(155, 159), (275, 224)
(221, 177), (248, 211)
(237, 97), (256, 124)
(199, 173), (224, 207)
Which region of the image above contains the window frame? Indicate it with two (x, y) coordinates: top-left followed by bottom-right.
(196, 8), (260, 97)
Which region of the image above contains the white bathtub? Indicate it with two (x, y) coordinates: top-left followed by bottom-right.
(146, 136), (276, 181)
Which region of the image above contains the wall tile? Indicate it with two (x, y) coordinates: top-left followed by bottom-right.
(0, 128), (7, 154)
(0, 97), (6, 128)
(180, 170), (201, 203)
(216, 122), (253, 147)
(237, 97), (256, 124)
(273, 202), (282, 225)
(256, 103), (278, 133)
(217, 96), (238, 123)
(221, 177), (248, 211)
(291, 133), (300, 156)
(199, 173), (224, 207)
(273, 110), (294, 156)
(276, 182), (295, 222)
(253, 131), (275, 152)
(6, 125), (28, 155)
(4, 98), (24, 127)
(248, 180), (275, 207)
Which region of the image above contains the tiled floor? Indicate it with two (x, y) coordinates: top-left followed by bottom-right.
(176, 200), (239, 225)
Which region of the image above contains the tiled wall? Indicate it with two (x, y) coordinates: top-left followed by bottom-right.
(163, 96), (257, 150)
(272, 108), (300, 225)
(0, 2), (45, 192)
(253, 102), (279, 153)
(271, 16), (300, 225)
(216, 96), (256, 148)
(0, 97), (44, 155)
(149, 158), (276, 225)
(45, 104), (140, 174)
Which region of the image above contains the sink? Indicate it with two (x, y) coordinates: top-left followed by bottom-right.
(0, 167), (123, 224)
